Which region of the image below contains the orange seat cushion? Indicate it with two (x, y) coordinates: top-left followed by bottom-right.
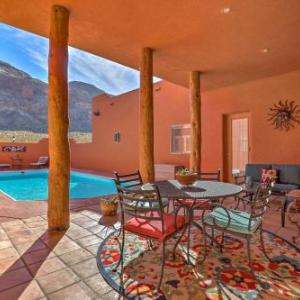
(124, 213), (188, 241)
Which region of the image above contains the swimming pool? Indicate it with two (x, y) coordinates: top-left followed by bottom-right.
(0, 169), (116, 201)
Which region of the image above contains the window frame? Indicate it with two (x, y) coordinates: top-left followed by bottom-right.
(170, 124), (191, 154)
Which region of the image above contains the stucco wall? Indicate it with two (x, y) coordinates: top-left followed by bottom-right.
(0, 138), (84, 169)
(0, 139), (48, 168)
(1, 72), (299, 176)
(74, 71), (300, 175)
(71, 81), (190, 172)
(202, 70), (300, 174)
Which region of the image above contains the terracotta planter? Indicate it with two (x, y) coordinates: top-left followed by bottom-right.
(100, 200), (118, 216)
(175, 173), (197, 186)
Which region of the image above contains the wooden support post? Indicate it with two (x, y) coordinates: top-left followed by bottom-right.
(139, 47), (154, 182)
(48, 5), (70, 231)
(189, 71), (201, 173)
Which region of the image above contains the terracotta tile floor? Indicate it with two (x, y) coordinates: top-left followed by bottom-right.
(0, 193), (298, 299)
(0, 208), (120, 300)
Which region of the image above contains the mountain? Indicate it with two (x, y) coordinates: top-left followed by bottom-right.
(0, 61), (104, 132)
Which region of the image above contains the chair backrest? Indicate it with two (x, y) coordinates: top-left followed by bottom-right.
(198, 169), (221, 181)
(114, 181), (166, 233)
(38, 156), (49, 164)
(248, 182), (272, 230)
(114, 170), (143, 189)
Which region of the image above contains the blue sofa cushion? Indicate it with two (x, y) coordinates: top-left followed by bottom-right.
(272, 183), (299, 193)
(245, 164), (272, 182)
(272, 164), (300, 185)
(250, 181), (298, 194)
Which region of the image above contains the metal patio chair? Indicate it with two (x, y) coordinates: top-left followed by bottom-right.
(201, 182), (273, 275)
(197, 169), (221, 181)
(114, 170), (169, 209)
(114, 182), (188, 290)
(114, 170), (143, 189)
(173, 170), (221, 218)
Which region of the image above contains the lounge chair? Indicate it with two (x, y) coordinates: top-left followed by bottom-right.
(30, 156), (49, 168)
(0, 163), (11, 169)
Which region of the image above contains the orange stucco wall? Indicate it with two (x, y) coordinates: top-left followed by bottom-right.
(72, 71), (300, 175)
(71, 81), (190, 172)
(0, 139), (48, 168)
(202, 70), (300, 173)
(0, 138), (82, 169)
(1, 72), (299, 175)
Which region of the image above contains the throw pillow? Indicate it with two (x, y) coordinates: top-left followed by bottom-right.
(261, 169), (278, 183)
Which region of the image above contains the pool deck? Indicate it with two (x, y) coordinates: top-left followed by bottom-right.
(0, 192), (103, 223)
(0, 209), (119, 299)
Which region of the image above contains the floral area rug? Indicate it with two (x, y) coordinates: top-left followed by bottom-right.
(96, 228), (300, 299)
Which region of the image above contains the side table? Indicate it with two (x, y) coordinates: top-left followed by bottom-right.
(287, 190), (300, 244)
(11, 157), (23, 169)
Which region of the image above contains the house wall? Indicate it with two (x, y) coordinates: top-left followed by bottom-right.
(0, 138), (48, 168)
(0, 138), (83, 169)
(71, 81), (190, 172)
(74, 70), (300, 175)
(1, 71), (299, 176)
(202, 70), (300, 174)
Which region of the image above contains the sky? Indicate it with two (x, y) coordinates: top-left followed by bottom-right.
(0, 22), (149, 95)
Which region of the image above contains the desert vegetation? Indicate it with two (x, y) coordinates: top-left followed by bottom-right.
(0, 130), (92, 143)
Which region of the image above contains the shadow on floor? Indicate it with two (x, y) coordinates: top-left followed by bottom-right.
(0, 230), (65, 299)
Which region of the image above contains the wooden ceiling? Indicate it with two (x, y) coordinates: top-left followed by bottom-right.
(1, 0), (300, 90)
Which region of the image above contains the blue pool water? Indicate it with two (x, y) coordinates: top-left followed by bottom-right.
(0, 170), (117, 201)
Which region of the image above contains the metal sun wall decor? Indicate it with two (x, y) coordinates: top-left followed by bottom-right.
(267, 100), (300, 131)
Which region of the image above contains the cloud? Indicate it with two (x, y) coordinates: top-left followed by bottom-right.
(68, 48), (140, 95)
(0, 22), (149, 95)
(0, 23), (49, 76)
(26, 45), (48, 72)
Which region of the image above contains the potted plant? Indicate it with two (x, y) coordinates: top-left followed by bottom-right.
(175, 168), (197, 186)
(100, 197), (119, 216)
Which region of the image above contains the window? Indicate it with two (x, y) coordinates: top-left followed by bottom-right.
(171, 124), (191, 154)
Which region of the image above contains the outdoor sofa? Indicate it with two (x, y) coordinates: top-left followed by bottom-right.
(244, 163), (300, 194)
(242, 163), (300, 227)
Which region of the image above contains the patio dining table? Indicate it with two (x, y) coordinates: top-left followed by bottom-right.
(155, 180), (242, 200)
(149, 180), (243, 264)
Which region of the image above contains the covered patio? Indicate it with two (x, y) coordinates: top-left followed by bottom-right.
(1, 0), (300, 299)
(1, 0), (300, 229)
(0, 193), (298, 299)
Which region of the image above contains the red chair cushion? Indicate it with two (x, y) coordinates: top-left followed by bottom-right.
(124, 212), (188, 241)
(174, 199), (210, 209)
